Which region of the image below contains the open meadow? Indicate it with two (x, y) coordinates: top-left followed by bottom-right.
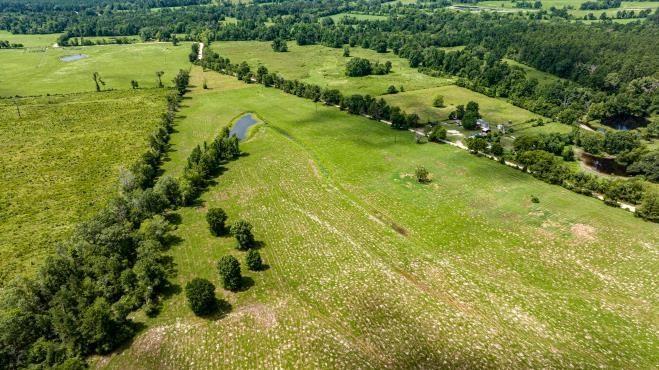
(476, 0), (659, 17)
(0, 42), (191, 96)
(212, 41), (455, 96)
(97, 69), (659, 369)
(0, 89), (168, 283)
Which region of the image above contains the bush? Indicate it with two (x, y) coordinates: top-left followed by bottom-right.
(531, 195), (540, 203)
(428, 126), (447, 142)
(185, 278), (216, 316)
(246, 250), (263, 271)
(217, 255), (242, 291)
(206, 208), (228, 236)
(432, 95), (444, 108)
(636, 191), (659, 222)
(386, 85), (398, 94)
(271, 38), (288, 52)
(231, 220), (255, 250)
(490, 142), (504, 156)
(415, 166), (430, 183)
(345, 57), (372, 77)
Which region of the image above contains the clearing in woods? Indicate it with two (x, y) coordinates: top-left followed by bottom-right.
(96, 69), (659, 369)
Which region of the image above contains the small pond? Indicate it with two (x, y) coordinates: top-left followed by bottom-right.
(581, 152), (627, 176)
(229, 114), (258, 140)
(60, 54), (88, 62)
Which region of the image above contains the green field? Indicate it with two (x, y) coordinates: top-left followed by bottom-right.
(504, 58), (566, 86)
(0, 30), (60, 48)
(476, 0), (659, 17)
(96, 69), (658, 368)
(212, 41), (455, 96)
(328, 12), (389, 22)
(0, 42), (191, 96)
(381, 84), (545, 125)
(0, 89), (167, 283)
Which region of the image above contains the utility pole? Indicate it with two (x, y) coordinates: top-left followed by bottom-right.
(13, 98), (21, 119)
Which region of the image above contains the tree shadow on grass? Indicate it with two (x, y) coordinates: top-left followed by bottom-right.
(201, 298), (233, 321)
(251, 240), (266, 250)
(237, 276), (255, 292)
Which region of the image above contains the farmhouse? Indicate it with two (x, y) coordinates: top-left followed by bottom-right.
(477, 118), (491, 133)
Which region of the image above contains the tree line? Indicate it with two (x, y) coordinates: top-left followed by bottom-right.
(0, 70), (196, 369)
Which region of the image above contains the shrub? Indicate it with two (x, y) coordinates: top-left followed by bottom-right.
(345, 57), (372, 77)
(428, 126), (447, 142)
(386, 85), (398, 94)
(271, 38), (288, 52)
(490, 142), (504, 156)
(531, 195), (540, 203)
(415, 166), (430, 183)
(636, 191), (659, 222)
(206, 208), (228, 236)
(246, 250), (263, 271)
(185, 278), (216, 316)
(231, 220), (255, 250)
(217, 255), (242, 291)
(432, 95), (444, 108)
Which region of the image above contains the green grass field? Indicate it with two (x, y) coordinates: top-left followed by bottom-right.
(96, 69), (658, 368)
(211, 41), (455, 96)
(328, 12), (389, 22)
(0, 42), (191, 96)
(504, 58), (566, 86)
(0, 89), (167, 284)
(477, 0), (659, 17)
(381, 84), (545, 125)
(0, 30), (60, 48)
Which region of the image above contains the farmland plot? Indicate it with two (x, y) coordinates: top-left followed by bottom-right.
(98, 71), (658, 369)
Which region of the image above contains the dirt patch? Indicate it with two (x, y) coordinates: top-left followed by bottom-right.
(571, 223), (596, 242)
(390, 222), (408, 236)
(308, 159), (321, 179)
(230, 303), (278, 329)
(131, 325), (167, 356)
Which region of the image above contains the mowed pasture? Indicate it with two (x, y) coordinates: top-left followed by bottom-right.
(0, 42), (191, 96)
(98, 70), (659, 369)
(0, 89), (167, 283)
(212, 41), (455, 96)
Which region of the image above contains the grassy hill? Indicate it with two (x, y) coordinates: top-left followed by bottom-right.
(0, 89), (168, 283)
(96, 69), (658, 368)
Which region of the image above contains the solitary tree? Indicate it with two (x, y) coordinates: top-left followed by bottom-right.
(386, 85), (398, 94)
(217, 255), (242, 291)
(343, 46), (350, 57)
(231, 220), (254, 250)
(245, 250), (263, 271)
(185, 278), (216, 316)
(428, 126), (447, 142)
(206, 208), (228, 236)
(92, 72), (105, 92)
(131, 80), (139, 89)
(271, 38), (288, 52)
(433, 95), (444, 108)
(156, 71), (165, 88)
(415, 166), (430, 183)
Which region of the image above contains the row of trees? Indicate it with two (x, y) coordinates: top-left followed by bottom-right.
(0, 72), (192, 368)
(200, 51), (420, 130)
(464, 132), (657, 221)
(185, 208), (264, 316)
(0, 40), (22, 48)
